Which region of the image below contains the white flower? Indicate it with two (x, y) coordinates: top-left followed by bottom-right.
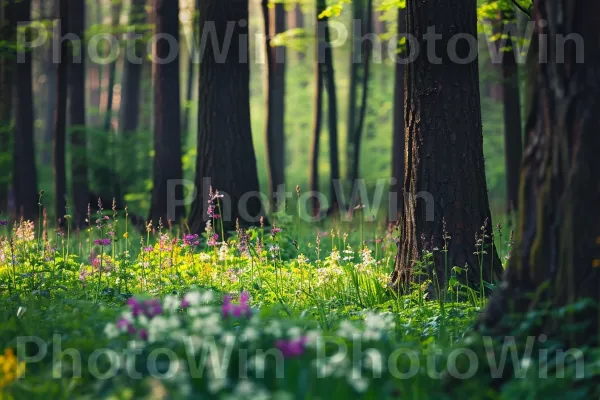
(208, 377), (227, 394)
(347, 368), (369, 393)
(220, 333), (236, 346)
(287, 327), (302, 339)
(241, 327), (259, 342)
(104, 323), (119, 339)
(199, 252), (211, 262)
(363, 348), (383, 376)
(163, 295), (180, 312)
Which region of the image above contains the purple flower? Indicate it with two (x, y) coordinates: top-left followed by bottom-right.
(184, 234), (200, 247)
(222, 292), (251, 319)
(94, 238), (112, 246)
(0, 220), (8, 226)
(143, 246), (154, 252)
(127, 297), (143, 317)
(207, 234), (219, 247)
(117, 318), (136, 335)
(138, 329), (148, 341)
(271, 226), (282, 237)
(142, 299), (163, 318)
(275, 337), (308, 358)
(181, 298), (190, 308)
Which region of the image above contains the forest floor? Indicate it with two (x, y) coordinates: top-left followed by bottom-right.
(0, 213), (595, 399)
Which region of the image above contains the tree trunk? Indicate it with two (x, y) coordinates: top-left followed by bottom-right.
(42, 0), (58, 166)
(287, 3), (304, 61)
(316, 0), (342, 213)
(0, 0), (14, 215)
(262, 0), (286, 207)
(182, 0), (199, 149)
(500, 9), (523, 214)
(348, 0), (373, 186)
(481, 0), (600, 340)
(345, 1), (360, 183)
(149, 0), (184, 225)
(69, 0), (89, 227)
(309, 32), (324, 216)
(390, 6), (405, 222)
(391, 0), (502, 292)
(103, 0), (122, 133)
(188, 0), (264, 234)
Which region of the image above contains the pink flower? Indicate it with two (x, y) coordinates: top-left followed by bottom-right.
(222, 292), (251, 319)
(276, 337), (308, 358)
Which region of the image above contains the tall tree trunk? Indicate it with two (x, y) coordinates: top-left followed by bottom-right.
(103, 0), (122, 133)
(88, 0), (103, 127)
(345, 1), (361, 183)
(481, 0), (600, 342)
(391, 0), (502, 292)
(309, 20), (324, 216)
(0, 0), (14, 215)
(182, 0), (199, 149)
(262, 0), (286, 207)
(69, 0), (89, 227)
(188, 0), (264, 234)
(348, 0), (373, 186)
(118, 0), (146, 206)
(390, 6), (405, 222)
(149, 0), (184, 224)
(13, 0), (38, 221)
(42, 0), (58, 166)
(522, 14), (537, 149)
(316, 0), (342, 213)
(53, 0), (69, 224)
(287, 2), (304, 61)
(500, 9), (523, 214)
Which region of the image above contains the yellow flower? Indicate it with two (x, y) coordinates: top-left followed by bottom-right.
(123, 232), (129, 239)
(593, 259), (600, 268)
(0, 348), (25, 390)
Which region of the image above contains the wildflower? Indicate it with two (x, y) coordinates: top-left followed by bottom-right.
(275, 336), (308, 358)
(0, 348), (26, 389)
(15, 220), (35, 241)
(104, 323), (119, 339)
(142, 299), (163, 318)
(117, 318), (136, 334)
(143, 246), (154, 252)
(271, 224), (282, 237)
(138, 329), (148, 341)
(219, 243), (229, 261)
(0, 220), (8, 226)
(123, 232), (129, 239)
(207, 233), (219, 247)
(94, 238), (112, 246)
(222, 292), (251, 319)
(184, 234), (200, 247)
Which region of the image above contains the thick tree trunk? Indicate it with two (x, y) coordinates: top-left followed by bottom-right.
(13, 0), (39, 221)
(182, 0), (199, 149)
(316, 0), (342, 213)
(348, 0), (373, 186)
(0, 0), (14, 215)
(481, 0), (600, 340)
(42, 0), (58, 166)
(262, 1), (286, 207)
(69, 0), (89, 227)
(103, 0), (122, 133)
(391, 0), (502, 292)
(390, 6), (405, 222)
(188, 0), (264, 234)
(149, 0), (184, 225)
(500, 10), (523, 213)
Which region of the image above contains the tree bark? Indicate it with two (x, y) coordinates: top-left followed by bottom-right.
(287, 3), (304, 61)
(481, 0), (600, 340)
(149, 0), (184, 225)
(391, 0), (502, 292)
(0, 0), (14, 215)
(69, 0), (89, 227)
(316, 0), (342, 213)
(42, 0), (58, 166)
(182, 0), (199, 149)
(390, 6), (405, 222)
(500, 9), (523, 213)
(262, 0), (286, 207)
(309, 32), (324, 216)
(103, 0), (122, 133)
(188, 0), (264, 234)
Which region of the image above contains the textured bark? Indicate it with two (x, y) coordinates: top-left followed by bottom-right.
(481, 0), (600, 339)
(149, 0), (184, 224)
(348, 0), (373, 185)
(392, 0), (502, 291)
(262, 1), (286, 206)
(13, 0), (38, 221)
(500, 10), (523, 213)
(187, 0), (264, 234)
(316, 0), (342, 212)
(69, 0), (89, 227)
(53, 0), (68, 223)
(0, 0), (14, 215)
(182, 0), (200, 148)
(390, 6), (405, 222)
(42, 0), (58, 166)
(345, 1), (361, 183)
(309, 38), (324, 215)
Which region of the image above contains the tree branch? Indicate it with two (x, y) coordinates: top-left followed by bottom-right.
(511, 0), (531, 19)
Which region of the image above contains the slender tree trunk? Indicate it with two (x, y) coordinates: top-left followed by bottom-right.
(522, 15), (537, 149)
(118, 0), (146, 206)
(481, 0), (600, 343)
(88, 0), (103, 127)
(149, 0), (184, 224)
(0, 0), (14, 215)
(42, 0), (58, 166)
(188, 0), (264, 234)
(103, 0), (122, 133)
(500, 9), (523, 214)
(345, 1), (360, 183)
(262, 0), (286, 207)
(182, 0), (199, 148)
(390, 6), (405, 222)
(69, 0), (89, 227)
(287, 2), (305, 61)
(310, 36), (324, 216)
(316, 0), (342, 213)
(391, 0), (502, 292)
(53, 0), (69, 224)
(348, 0), (373, 186)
